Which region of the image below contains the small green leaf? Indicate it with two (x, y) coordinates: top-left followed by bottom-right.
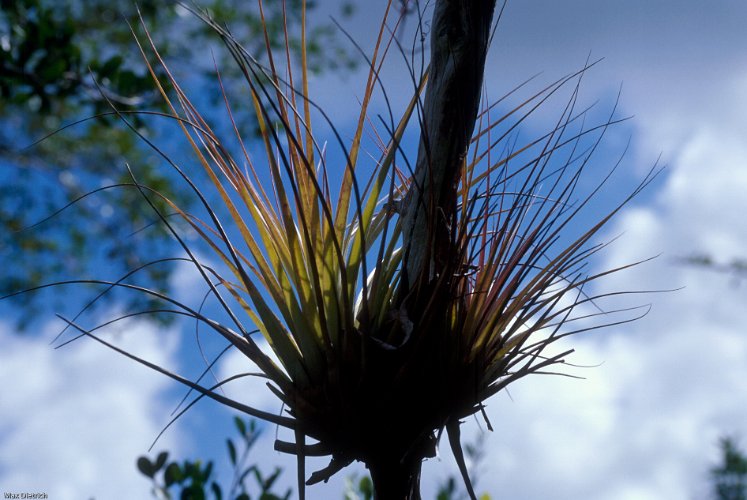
(184, 461), (197, 478)
(234, 416), (247, 437)
(358, 475), (373, 499)
(202, 461), (214, 482)
(115, 69), (138, 94)
(136, 456), (155, 478)
(154, 451), (169, 471)
(180, 484), (205, 500)
(164, 462), (183, 486)
(238, 466), (255, 485)
(341, 2), (355, 17)
(210, 481), (222, 500)
(261, 468), (281, 491)
(99, 55), (123, 78)
(39, 58), (67, 83)
(227, 439), (237, 465)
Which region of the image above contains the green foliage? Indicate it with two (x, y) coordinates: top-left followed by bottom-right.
(0, 0), (355, 327)
(137, 417), (291, 500)
(712, 437), (747, 500)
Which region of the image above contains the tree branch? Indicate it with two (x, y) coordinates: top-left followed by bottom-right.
(401, 0), (498, 287)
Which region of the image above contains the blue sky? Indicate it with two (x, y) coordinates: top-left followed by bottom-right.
(3, 1), (747, 498)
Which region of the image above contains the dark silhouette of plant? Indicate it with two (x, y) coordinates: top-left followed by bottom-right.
(4, 0), (657, 497)
(138, 416), (491, 500)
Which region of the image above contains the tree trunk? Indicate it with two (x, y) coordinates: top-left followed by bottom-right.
(390, 1), (498, 497)
(401, 0), (498, 287)
(368, 455), (423, 500)
(273, 2), (500, 497)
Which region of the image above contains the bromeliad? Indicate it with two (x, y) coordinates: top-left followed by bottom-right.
(14, 1), (658, 498)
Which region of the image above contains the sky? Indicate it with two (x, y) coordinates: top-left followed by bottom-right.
(3, 1), (747, 499)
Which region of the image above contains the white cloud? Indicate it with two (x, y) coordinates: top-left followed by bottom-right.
(455, 273), (747, 499)
(0, 317), (185, 500)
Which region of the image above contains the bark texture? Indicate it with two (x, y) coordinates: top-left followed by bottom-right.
(371, 1), (497, 498)
(401, 0), (498, 287)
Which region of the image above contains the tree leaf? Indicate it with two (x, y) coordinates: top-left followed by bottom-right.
(202, 461), (214, 482)
(227, 439), (237, 466)
(358, 475), (373, 500)
(234, 416), (247, 437)
(210, 481), (222, 500)
(164, 462), (183, 487)
(136, 456), (155, 478)
(99, 55), (123, 78)
(154, 451), (169, 471)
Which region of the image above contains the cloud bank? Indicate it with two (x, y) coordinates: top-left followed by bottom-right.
(0, 319), (184, 500)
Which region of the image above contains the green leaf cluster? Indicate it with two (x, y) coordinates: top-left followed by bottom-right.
(712, 437), (747, 500)
(137, 417), (291, 500)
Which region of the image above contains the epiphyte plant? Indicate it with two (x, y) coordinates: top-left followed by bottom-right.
(7, 0), (659, 498)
